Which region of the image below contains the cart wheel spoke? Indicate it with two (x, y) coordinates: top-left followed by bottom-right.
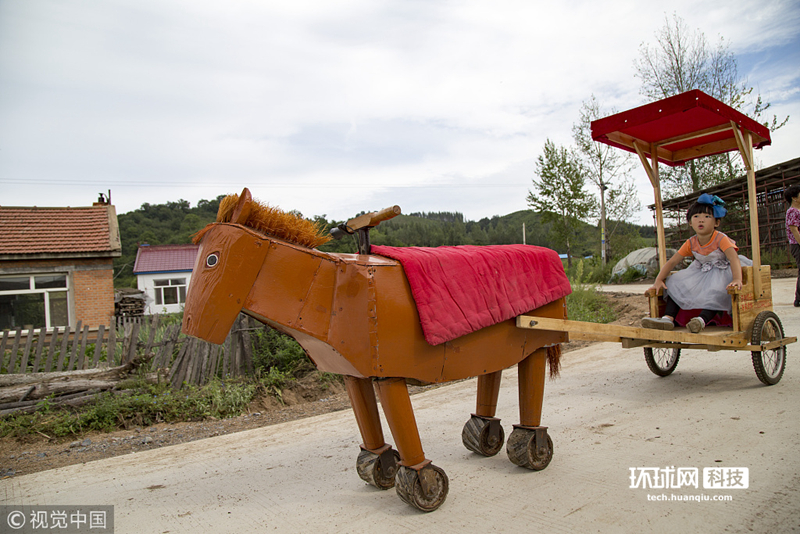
(644, 346), (681, 376)
(750, 311), (786, 386)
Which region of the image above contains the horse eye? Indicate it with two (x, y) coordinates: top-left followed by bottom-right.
(206, 253), (219, 268)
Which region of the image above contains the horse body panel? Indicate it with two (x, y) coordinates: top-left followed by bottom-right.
(185, 223), (568, 382)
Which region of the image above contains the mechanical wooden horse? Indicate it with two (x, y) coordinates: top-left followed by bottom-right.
(182, 188), (571, 512)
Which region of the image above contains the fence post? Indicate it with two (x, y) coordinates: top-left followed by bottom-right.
(0, 330), (10, 373)
(18, 329), (35, 374)
(66, 320), (83, 371)
(76, 325), (90, 370)
(31, 327), (48, 373)
(107, 324), (117, 366)
(92, 325), (106, 368)
(56, 326), (71, 372)
(44, 327), (60, 373)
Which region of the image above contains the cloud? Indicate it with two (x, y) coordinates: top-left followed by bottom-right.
(0, 0), (798, 226)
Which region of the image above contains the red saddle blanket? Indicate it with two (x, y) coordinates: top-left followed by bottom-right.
(371, 244), (572, 345)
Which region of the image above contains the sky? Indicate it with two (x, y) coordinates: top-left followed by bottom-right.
(1, 0), (799, 226)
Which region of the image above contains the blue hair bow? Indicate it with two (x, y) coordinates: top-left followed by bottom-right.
(697, 193), (727, 218)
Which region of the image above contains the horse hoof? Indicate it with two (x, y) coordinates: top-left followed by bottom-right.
(395, 464), (449, 512)
(506, 427), (553, 470)
(462, 415), (505, 456)
(356, 448), (400, 489)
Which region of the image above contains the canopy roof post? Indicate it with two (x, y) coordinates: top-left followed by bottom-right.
(633, 142), (668, 269)
(732, 123), (765, 298)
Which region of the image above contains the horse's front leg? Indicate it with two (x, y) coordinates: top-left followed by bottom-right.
(462, 370), (505, 456)
(507, 347), (554, 470)
(344, 376), (399, 490)
(375, 377), (449, 512)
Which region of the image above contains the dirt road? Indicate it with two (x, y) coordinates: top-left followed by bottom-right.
(2, 280), (799, 533)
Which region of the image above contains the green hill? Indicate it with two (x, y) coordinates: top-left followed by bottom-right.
(113, 198), (655, 287)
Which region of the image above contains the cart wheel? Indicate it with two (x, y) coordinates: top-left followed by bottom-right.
(395, 464), (449, 512)
(643, 347), (681, 376)
(506, 427), (553, 471)
(750, 311), (786, 386)
(462, 415), (505, 457)
(356, 448), (400, 489)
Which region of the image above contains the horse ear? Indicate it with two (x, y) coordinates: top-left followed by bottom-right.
(231, 188), (253, 225)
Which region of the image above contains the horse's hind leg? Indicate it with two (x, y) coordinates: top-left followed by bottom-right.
(507, 346), (553, 470)
(462, 370), (505, 456)
(375, 377), (449, 512)
(344, 376), (399, 490)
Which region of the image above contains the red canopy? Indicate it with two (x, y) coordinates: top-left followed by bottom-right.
(590, 90), (770, 167)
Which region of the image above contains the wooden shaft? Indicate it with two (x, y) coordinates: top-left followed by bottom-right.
(346, 205), (401, 231)
(375, 377), (426, 467)
(475, 370), (502, 418)
(518, 348), (547, 427)
(343, 376), (385, 451)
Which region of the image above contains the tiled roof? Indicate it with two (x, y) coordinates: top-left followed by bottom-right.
(0, 205), (119, 256)
(134, 244), (199, 274)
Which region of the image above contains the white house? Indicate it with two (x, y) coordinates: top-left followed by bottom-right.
(133, 244), (198, 315)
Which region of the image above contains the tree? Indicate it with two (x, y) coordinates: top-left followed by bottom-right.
(572, 95), (642, 264)
(527, 139), (596, 267)
(634, 13), (789, 196)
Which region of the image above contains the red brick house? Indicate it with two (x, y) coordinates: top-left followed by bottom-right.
(0, 200), (121, 331)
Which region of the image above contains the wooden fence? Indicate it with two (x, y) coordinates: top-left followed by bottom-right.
(0, 314), (261, 389)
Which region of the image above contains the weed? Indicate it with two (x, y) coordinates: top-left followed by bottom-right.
(0, 378), (257, 439)
(566, 260), (617, 324)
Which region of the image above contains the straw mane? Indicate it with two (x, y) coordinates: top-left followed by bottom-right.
(193, 192), (331, 249)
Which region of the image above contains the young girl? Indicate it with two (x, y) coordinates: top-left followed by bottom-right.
(784, 184), (800, 307)
(642, 194), (752, 333)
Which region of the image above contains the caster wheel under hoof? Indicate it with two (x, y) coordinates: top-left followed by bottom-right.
(462, 415), (505, 456)
(395, 464), (449, 512)
(506, 426), (553, 471)
(356, 447), (400, 489)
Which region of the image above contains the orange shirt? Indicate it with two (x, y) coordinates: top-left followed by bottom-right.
(677, 231), (737, 258)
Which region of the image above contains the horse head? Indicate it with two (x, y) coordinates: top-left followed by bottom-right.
(182, 189), (269, 344)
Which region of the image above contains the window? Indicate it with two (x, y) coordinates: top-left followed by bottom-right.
(0, 274), (69, 330)
(154, 278), (187, 307)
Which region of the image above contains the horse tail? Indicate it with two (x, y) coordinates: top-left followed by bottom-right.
(547, 344), (562, 379)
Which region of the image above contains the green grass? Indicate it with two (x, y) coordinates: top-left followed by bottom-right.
(565, 260), (618, 324)
(0, 374), (257, 439)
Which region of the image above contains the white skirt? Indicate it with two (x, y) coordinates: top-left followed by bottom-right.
(665, 249), (752, 314)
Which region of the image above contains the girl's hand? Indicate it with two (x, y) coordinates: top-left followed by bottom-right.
(648, 279), (666, 294)
(727, 280), (743, 291)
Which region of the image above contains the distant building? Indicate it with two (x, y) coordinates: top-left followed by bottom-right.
(0, 199), (121, 330)
(133, 244), (199, 315)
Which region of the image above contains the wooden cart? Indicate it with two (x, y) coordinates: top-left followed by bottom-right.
(518, 90), (794, 385)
